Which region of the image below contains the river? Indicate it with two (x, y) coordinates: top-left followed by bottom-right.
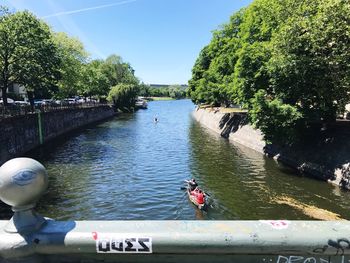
(21, 99), (350, 220)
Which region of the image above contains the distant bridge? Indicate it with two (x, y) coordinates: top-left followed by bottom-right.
(149, 84), (188, 89)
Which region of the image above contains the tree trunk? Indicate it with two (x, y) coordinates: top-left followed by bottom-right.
(1, 83), (8, 107)
(27, 91), (35, 112)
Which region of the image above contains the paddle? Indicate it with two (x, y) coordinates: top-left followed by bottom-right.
(181, 180), (189, 190)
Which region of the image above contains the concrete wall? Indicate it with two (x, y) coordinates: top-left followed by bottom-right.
(192, 107), (226, 135)
(193, 108), (350, 190)
(0, 106), (115, 165)
(192, 108), (265, 152)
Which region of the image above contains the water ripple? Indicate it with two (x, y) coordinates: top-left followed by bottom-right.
(22, 100), (350, 221)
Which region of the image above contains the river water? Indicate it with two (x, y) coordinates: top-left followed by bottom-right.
(25, 99), (350, 220)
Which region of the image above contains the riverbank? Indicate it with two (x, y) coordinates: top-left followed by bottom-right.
(193, 107), (350, 190)
(147, 97), (174, 101)
(0, 106), (115, 165)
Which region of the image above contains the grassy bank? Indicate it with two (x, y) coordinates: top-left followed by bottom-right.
(148, 97), (174, 101)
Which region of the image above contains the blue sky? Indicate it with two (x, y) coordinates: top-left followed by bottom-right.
(4, 0), (252, 84)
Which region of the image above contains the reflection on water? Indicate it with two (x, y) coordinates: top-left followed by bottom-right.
(1, 99), (348, 221)
(188, 119), (350, 220)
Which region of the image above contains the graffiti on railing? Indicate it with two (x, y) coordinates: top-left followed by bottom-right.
(275, 255), (331, 263)
(260, 220), (290, 230)
(95, 233), (152, 254)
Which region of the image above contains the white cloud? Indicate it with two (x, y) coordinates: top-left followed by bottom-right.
(42, 0), (136, 19)
(45, 0), (107, 58)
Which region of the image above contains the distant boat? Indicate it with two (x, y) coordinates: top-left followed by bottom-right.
(154, 117), (159, 123)
(135, 98), (148, 109)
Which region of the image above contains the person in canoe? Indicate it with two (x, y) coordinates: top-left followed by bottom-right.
(196, 189), (205, 205)
(189, 187), (206, 207)
(184, 179), (208, 210)
(187, 178), (198, 191)
(190, 187), (199, 196)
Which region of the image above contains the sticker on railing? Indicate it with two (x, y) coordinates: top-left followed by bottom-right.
(95, 235), (152, 253)
(260, 220), (290, 230)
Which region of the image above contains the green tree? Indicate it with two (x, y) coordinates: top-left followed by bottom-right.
(189, 0), (350, 143)
(0, 6), (9, 17)
(268, 0), (350, 123)
(188, 45), (212, 104)
(250, 90), (303, 143)
(168, 85), (186, 99)
(138, 83), (150, 97)
(0, 10), (60, 106)
(79, 59), (109, 99)
(102, 54), (139, 87)
(107, 83), (139, 112)
(53, 32), (88, 98)
(188, 9), (246, 106)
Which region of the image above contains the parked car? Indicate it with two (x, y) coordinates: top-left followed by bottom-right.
(0, 98), (15, 105)
(65, 98), (77, 104)
(14, 101), (30, 106)
(41, 99), (53, 105)
(86, 98), (97, 103)
(69, 98), (77, 104)
(34, 100), (43, 107)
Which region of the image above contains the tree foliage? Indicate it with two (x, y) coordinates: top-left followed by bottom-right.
(53, 32), (88, 98)
(268, 0), (350, 123)
(0, 10), (60, 105)
(146, 85), (187, 99)
(189, 0), (350, 143)
(80, 59), (109, 99)
(107, 83), (139, 112)
(0, 7), (143, 108)
(102, 55), (138, 87)
(250, 90), (303, 143)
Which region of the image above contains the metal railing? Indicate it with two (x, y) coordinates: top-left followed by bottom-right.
(0, 102), (111, 120)
(0, 158), (349, 263)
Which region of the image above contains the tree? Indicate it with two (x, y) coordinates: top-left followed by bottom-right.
(189, 0), (350, 143)
(79, 60), (109, 99)
(102, 54), (139, 87)
(107, 83), (139, 112)
(268, 0), (350, 123)
(0, 10), (60, 106)
(53, 32), (88, 98)
(0, 6), (10, 17)
(250, 90), (303, 143)
(168, 85), (186, 99)
(188, 9), (246, 106)
(138, 83), (150, 97)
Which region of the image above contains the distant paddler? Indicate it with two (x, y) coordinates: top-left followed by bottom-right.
(154, 116), (159, 123)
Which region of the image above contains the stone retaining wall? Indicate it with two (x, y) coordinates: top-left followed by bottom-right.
(193, 108), (350, 189)
(192, 108), (265, 152)
(0, 106), (115, 165)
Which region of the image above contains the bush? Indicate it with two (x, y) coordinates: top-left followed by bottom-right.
(250, 90), (303, 143)
(107, 83), (139, 112)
